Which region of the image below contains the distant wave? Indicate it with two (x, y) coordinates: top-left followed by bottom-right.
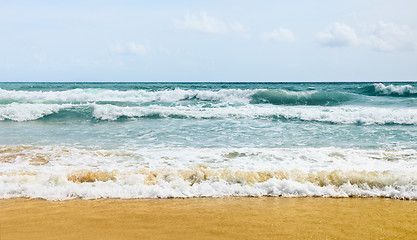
(360, 83), (417, 97)
(1, 103), (417, 125)
(0, 88), (352, 106)
(0, 88), (254, 103)
(250, 90), (350, 105)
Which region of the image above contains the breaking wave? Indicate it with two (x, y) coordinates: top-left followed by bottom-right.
(0, 103), (72, 121)
(0, 88), (254, 103)
(250, 90), (350, 105)
(1, 145), (417, 200)
(2, 167), (417, 200)
(361, 83), (417, 97)
(1, 103), (417, 125)
(0, 88), (353, 106)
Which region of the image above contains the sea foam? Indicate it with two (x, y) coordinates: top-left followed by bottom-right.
(0, 88), (255, 103)
(2, 167), (416, 200)
(371, 83), (417, 96)
(0, 88), (351, 105)
(92, 104), (417, 124)
(1, 102), (417, 124)
(0, 103), (71, 121)
(1, 145), (416, 200)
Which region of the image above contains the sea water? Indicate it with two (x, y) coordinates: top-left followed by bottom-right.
(1, 82), (417, 200)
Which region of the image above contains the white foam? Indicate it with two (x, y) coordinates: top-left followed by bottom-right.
(1, 145), (417, 200)
(0, 88), (255, 103)
(1, 102), (417, 124)
(93, 104), (417, 125)
(373, 83), (417, 95)
(3, 146), (416, 172)
(1, 170), (416, 200)
(0, 103), (71, 121)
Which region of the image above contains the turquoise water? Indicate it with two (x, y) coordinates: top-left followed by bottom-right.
(1, 82), (417, 199)
(1, 82), (417, 149)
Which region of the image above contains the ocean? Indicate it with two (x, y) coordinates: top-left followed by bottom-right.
(1, 82), (417, 200)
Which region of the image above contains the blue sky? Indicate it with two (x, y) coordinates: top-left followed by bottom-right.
(0, 0), (416, 82)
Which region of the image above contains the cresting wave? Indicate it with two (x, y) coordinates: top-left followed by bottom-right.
(361, 83), (417, 97)
(0, 88), (350, 105)
(0, 103), (71, 121)
(250, 90), (350, 105)
(0, 88), (254, 103)
(1, 145), (417, 200)
(92, 104), (417, 125)
(1, 102), (417, 125)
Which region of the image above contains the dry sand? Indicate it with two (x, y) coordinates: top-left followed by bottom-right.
(1, 197), (416, 240)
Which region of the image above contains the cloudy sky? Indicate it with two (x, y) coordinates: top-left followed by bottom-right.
(1, 0), (416, 82)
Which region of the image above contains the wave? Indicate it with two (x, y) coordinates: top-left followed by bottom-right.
(0, 88), (353, 106)
(0, 88), (254, 103)
(0, 103), (72, 121)
(360, 83), (417, 97)
(1, 103), (417, 125)
(93, 105), (417, 125)
(1, 145), (417, 200)
(1, 168), (416, 200)
(250, 90), (350, 105)
(4, 145), (415, 171)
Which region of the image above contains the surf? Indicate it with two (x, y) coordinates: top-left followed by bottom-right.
(2, 102), (417, 125)
(250, 90), (351, 105)
(359, 83), (417, 97)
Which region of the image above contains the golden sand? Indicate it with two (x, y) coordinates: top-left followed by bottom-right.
(1, 197), (416, 240)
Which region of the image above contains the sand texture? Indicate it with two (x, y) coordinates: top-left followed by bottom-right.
(1, 197), (416, 240)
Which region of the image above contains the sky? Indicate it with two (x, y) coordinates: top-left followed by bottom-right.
(0, 0), (417, 82)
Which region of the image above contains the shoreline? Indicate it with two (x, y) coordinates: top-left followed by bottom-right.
(1, 197), (416, 239)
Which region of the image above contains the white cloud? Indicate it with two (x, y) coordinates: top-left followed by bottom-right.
(316, 21), (417, 51)
(261, 27), (295, 42)
(316, 23), (359, 47)
(174, 12), (245, 34)
(362, 22), (417, 51)
(229, 22), (246, 33)
(109, 42), (148, 56)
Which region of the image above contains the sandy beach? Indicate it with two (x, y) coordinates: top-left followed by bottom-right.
(2, 0), (417, 238)
(1, 197), (416, 240)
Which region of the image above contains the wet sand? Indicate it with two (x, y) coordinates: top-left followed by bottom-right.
(1, 197), (416, 240)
